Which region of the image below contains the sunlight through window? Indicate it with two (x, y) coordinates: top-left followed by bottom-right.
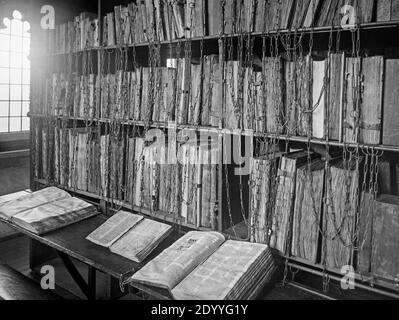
(0, 10), (30, 133)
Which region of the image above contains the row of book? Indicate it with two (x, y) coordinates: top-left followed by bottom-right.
(249, 149), (399, 281)
(47, 12), (99, 54)
(36, 126), (219, 229)
(40, 53), (399, 147)
(49, 0), (399, 52)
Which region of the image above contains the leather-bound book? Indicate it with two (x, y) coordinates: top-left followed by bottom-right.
(383, 58), (399, 147)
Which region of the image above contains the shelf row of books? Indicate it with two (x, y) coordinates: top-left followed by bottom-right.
(46, 12), (100, 54)
(48, 0), (399, 54)
(38, 53), (399, 147)
(249, 150), (399, 282)
(36, 126), (219, 230)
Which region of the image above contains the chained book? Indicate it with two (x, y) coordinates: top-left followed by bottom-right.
(87, 211), (173, 263)
(130, 231), (276, 300)
(0, 187), (98, 235)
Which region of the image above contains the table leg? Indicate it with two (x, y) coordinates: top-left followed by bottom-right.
(88, 266), (96, 300)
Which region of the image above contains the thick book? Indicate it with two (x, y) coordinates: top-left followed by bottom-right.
(359, 56), (383, 145)
(291, 0), (313, 29)
(291, 159), (325, 263)
(327, 53), (345, 141)
(130, 231), (276, 300)
(87, 211), (173, 263)
(271, 151), (317, 254)
(312, 58), (326, 139)
(382, 58), (399, 147)
(207, 0), (223, 35)
(322, 159), (359, 270)
(0, 187), (98, 235)
(249, 152), (283, 244)
(371, 194), (399, 281)
(377, 0), (399, 21)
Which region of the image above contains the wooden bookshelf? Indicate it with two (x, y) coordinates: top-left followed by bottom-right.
(31, 0), (399, 298)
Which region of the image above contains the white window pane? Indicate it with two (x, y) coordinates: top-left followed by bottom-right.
(11, 18), (23, 36)
(23, 21), (30, 38)
(22, 101), (29, 115)
(0, 52), (9, 67)
(0, 84), (9, 100)
(22, 116), (29, 131)
(10, 69), (22, 84)
(9, 117), (21, 132)
(22, 70), (30, 84)
(0, 68), (9, 83)
(10, 52), (22, 68)
(10, 101), (21, 116)
(0, 101), (8, 116)
(22, 85), (29, 100)
(0, 34), (10, 50)
(22, 54), (30, 69)
(10, 85), (21, 100)
(10, 36), (23, 52)
(0, 118), (8, 132)
(22, 37), (30, 53)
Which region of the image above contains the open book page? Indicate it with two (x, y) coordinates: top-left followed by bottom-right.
(172, 241), (269, 300)
(0, 187), (71, 220)
(86, 211), (144, 248)
(131, 231), (225, 291)
(0, 190), (30, 205)
(12, 197), (97, 235)
(110, 219), (173, 263)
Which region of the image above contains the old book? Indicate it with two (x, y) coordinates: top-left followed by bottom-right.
(141, 68), (150, 122)
(357, 192), (375, 275)
(322, 159), (359, 270)
(297, 55), (312, 136)
(86, 211), (144, 248)
(171, 0), (185, 38)
(224, 0), (236, 34)
(133, 138), (145, 208)
(110, 218), (173, 263)
(250, 153), (282, 244)
(0, 187), (97, 235)
(265, 0), (280, 31)
(285, 59), (297, 135)
(188, 62), (202, 125)
(291, 0), (312, 29)
(327, 53), (345, 141)
(279, 0), (296, 29)
(377, 0), (399, 21)
(207, 0), (223, 35)
(360, 56), (383, 145)
(316, 0), (338, 27)
(130, 231), (276, 300)
(76, 131), (88, 192)
(185, 0), (204, 37)
(100, 135), (110, 198)
(107, 12), (115, 46)
(383, 58), (399, 146)
(371, 195), (399, 281)
(225, 61), (240, 130)
(271, 151), (316, 254)
(176, 59), (191, 125)
(163, 67), (177, 122)
(312, 58), (326, 139)
(145, 0), (156, 41)
(342, 57), (361, 143)
(202, 55), (222, 127)
(153, 0), (165, 41)
(291, 159), (325, 263)
(254, 0), (267, 32)
(180, 143), (200, 225)
(88, 134), (101, 195)
(263, 57), (284, 134)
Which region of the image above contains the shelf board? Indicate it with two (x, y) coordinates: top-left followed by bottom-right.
(29, 113), (399, 152)
(47, 21), (399, 56)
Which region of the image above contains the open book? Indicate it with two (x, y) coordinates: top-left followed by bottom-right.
(86, 211), (173, 263)
(130, 231), (276, 300)
(0, 187), (98, 235)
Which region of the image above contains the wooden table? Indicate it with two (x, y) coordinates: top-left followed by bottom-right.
(1, 215), (177, 300)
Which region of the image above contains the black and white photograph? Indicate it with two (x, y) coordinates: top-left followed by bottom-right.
(0, 0), (398, 307)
